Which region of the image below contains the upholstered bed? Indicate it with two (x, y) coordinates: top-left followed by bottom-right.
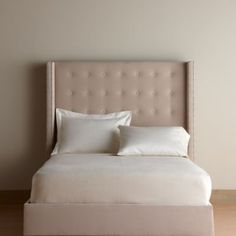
(24, 61), (214, 236)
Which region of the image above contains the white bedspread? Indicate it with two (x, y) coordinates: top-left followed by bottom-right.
(30, 154), (212, 205)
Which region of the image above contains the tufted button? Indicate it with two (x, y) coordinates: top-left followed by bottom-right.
(150, 90), (158, 96)
(100, 72), (108, 78)
(82, 90), (88, 96)
(150, 108), (159, 115)
(100, 109), (106, 113)
(167, 71), (174, 77)
(167, 90), (175, 96)
(136, 109), (142, 114)
(100, 90), (108, 96)
(137, 72), (142, 78)
(149, 71), (155, 77)
(67, 90), (73, 96)
(154, 108), (159, 114)
(150, 109), (154, 115)
(82, 71), (89, 77)
(171, 71), (176, 77)
(83, 90), (91, 96)
(121, 90), (126, 96)
(71, 72), (77, 78)
(116, 71), (122, 77)
(149, 71), (159, 77)
(116, 90), (122, 96)
(121, 72), (126, 77)
(136, 90), (141, 96)
(66, 71), (72, 78)
(87, 72), (92, 78)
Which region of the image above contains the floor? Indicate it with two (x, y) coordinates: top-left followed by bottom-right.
(0, 204), (235, 236)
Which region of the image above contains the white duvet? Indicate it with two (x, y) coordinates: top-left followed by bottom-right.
(30, 154), (212, 205)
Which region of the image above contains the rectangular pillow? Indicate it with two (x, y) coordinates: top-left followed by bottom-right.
(117, 126), (190, 157)
(53, 109), (132, 154)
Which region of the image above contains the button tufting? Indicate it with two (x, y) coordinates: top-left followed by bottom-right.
(121, 90), (126, 96)
(136, 90), (141, 96)
(82, 90), (89, 96)
(71, 72), (77, 78)
(82, 71), (89, 77)
(100, 72), (107, 78)
(137, 109), (142, 114)
(116, 71), (122, 77)
(167, 71), (174, 77)
(149, 71), (155, 77)
(100, 90), (108, 96)
(86, 90), (92, 96)
(121, 72), (126, 77)
(67, 72), (72, 78)
(67, 90), (73, 96)
(166, 90), (172, 96)
(150, 109), (159, 115)
(116, 90), (122, 96)
(150, 90), (158, 96)
(137, 72), (142, 77)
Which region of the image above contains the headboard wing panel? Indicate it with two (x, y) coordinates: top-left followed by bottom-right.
(47, 61), (194, 159)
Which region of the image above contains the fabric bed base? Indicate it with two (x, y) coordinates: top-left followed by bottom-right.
(24, 202), (214, 236)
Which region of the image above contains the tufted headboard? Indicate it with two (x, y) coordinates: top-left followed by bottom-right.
(47, 61), (194, 160)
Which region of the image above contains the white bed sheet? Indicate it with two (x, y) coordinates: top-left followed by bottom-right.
(30, 154), (211, 205)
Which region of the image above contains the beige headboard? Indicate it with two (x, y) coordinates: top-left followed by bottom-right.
(47, 61), (194, 160)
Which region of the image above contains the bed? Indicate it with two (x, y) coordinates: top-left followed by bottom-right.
(24, 61), (214, 236)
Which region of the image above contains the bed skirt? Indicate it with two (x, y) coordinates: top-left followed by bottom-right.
(24, 201), (214, 236)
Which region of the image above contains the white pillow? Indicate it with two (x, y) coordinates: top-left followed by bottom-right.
(53, 109), (132, 154)
(117, 126), (190, 157)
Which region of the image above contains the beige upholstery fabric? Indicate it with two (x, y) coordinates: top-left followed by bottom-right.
(24, 61), (214, 236)
(24, 202), (214, 236)
(24, 62), (214, 236)
(46, 61), (194, 160)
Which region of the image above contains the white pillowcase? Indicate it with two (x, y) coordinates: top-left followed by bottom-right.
(117, 126), (190, 157)
(53, 109), (132, 154)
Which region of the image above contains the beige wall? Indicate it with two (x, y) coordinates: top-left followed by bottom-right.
(0, 0), (236, 189)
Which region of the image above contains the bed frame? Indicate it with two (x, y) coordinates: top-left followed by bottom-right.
(24, 61), (214, 236)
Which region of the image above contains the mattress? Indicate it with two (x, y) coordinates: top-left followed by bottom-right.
(30, 154), (212, 205)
